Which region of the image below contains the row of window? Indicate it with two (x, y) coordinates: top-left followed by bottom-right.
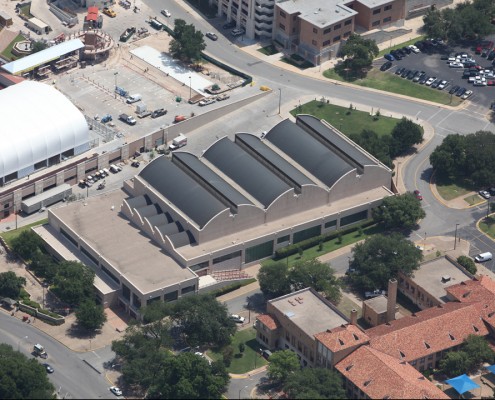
(373, 4), (393, 14)
(372, 16), (392, 26)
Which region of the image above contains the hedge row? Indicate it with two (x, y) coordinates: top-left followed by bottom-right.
(274, 220), (375, 259)
(211, 278), (257, 297)
(21, 299), (61, 319)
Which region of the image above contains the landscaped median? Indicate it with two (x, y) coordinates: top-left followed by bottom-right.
(323, 69), (462, 106)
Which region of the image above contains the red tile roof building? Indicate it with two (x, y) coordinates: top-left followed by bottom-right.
(335, 346), (449, 399)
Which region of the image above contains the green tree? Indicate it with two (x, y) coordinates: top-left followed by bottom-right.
(284, 368), (347, 399)
(349, 129), (393, 168)
(258, 261), (291, 299)
(456, 255), (477, 275)
(289, 259), (341, 303)
(268, 350), (300, 384)
(53, 261), (95, 306)
(423, 8), (446, 39)
(168, 294), (236, 348)
(440, 350), (471, 377)
(349, 233), (423, 292)
(147, 352), (229, 399)
(372, 193), (426, 230)
(30, 252), (57, 283)
(11, 230), (43, 260)
(0, 271), (26, 299)
(463, 334), (495, 370)
(338, 33), (378, 77)
(0, 343), (55, 399)
(222, 345), (234, 367)
(169, 19), (206, 62)
(31, 41), (48, 53)
(390, 118), (424, 157)
(75, 299), (107, 331)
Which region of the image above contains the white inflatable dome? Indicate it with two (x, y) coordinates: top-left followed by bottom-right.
(0, 81), (88, 179)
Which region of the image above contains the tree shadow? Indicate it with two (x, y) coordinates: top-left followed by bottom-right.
(420, 166), (434, 184)
(245, 292), (266, 314)
(65, 322), (100, 339)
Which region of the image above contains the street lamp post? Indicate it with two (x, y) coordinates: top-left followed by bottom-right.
(189, 76), (192, 101)
(114, 72), (118, 98)
(239, 385), (248, 400)
(278, 88), (282, 115)
(286, 241), (291, 267)
(454, 223), (459, 250)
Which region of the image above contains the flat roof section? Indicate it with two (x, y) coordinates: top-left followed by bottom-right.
(297, 115), (378, 168)
(1, 39), (84, 75)
(270, 288), (348, 339)
(50, 190), (197, 295)
(278, 0), (357, 27)
(203, 137), (292, 208)
(139, 156), (228, 229)
(265, 119), (353, 188)
(235, 133), (315, 189)
(172, 152), (252, 209)
(409, 257), (472, 303)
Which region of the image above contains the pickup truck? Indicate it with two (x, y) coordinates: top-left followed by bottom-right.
(216, 93), (230, 101)
(119, 113), (137, 125)
(365, 289), (386, 298)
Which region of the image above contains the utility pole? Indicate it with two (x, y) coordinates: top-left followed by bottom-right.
(454, 223), (459, 250)
(278, 88), (282, 114)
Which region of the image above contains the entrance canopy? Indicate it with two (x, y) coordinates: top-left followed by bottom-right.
(445, 374), (480, 395)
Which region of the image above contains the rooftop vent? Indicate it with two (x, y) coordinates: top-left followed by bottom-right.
(345, 364), (353, 371)
(473, 324), (479, 332)
(339, 339), (345, 346)
(441, 275), (451, 283)
(364, 380), (372, 387)
(399, 351), (405, 358)
(353, 333), (359, 341)
(449, 333), (455, 341)
(424, 342), (431, 349)
(462, 291), (471, 298)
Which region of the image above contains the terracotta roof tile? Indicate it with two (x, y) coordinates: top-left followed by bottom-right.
(446, 277), (495, 304)
(315, 324), (369, 352)
(336, 346), (449, 399)
(257, 314), (280, 330)
(367, 302), (488, 361)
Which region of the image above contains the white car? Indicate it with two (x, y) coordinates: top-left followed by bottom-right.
(408, 45), (420, 54)
(461, 90), (473, 99)
(230, 314), (245, 323)
(438, 80), (448, 89)
(110, 387), (123, 396)
(479, 190), (491, 199)
(161, 9), (171, 17)
(198, 98), (216, 106)
(449, 62), (463, 68)
(425, 77), (436, 86)
(473, 80), (487, 86)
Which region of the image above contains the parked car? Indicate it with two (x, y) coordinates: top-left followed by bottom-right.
(231, 28), (245, 37)
(103, 7), (116, 17)
(216, 93), (230, 101)
(418, 74), (429, 84)
(205, 32), (218, 41)
(449, 85), (460, 94)
(101, 114), (112, 123)
(413, 71), (425, 82)
(461, 90), (473, 99)
(479, 190), (491, 199)
(223, 20), (236, 29)
(131, 161), (140, 168)
(425, 77), (436, 86)
(42, 363), (54, 373)
(199, 98), (216, 106)
(160, 9), (171, 17)
(380, 61), (393, 71)
(400, 69), (410, 78)
(395, 66), (405, 75)
(110, 386), (123, 397)
(488, 50), (495, 60)
(438, 80), (448, 90)
(174, 115), (187, 123)
(455, 87), (467, 96)
(402, 46), (411, 54)
(449, 61), (463, 68)
(407, 70), (417, 79)
(151, 108), (167, 118)
(230, 314), (245, 323)
(391, 50), (403, 60)
(413, 190), (423, 200)
(384, 53), (395, 61)
(408, 45), (420, 53)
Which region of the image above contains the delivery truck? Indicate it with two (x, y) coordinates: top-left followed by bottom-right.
(169, 134), (187, 151)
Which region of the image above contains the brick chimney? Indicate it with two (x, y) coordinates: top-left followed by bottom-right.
(350, 309), (357, 325)
(387, 278), (398, 322)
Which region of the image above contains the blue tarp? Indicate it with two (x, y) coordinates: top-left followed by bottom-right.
(446, 374), (480, 394)
(486, 365), (495, 374)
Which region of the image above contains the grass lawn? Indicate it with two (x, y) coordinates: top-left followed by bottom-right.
(434, 173), (477, 201)
(323, 68), (462, 106)
(207, 328), (268, 374)
(464, 194), (484, 206)
(280, 56), (314, 69)
(262, 223), (384, 269)
(377, 36), (425, 58)
(258, 44), (278, 56)
(479, 216), (495, 240)
(336, 293), (362, 319)
(1, 34), (27, 61)
(0, 219), (48, 248)
(290, 100), (400, 138)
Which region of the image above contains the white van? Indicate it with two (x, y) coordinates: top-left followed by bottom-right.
(474, 252), (493, 262)
(126, 94), (142, 104)
(110, 164), (121, 173)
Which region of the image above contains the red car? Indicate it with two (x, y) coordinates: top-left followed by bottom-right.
(414, 190), (423, 200)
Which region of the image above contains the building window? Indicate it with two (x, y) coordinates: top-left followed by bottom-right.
(340, 210), (368, 227)
(324, 27), (331, 34)
(280, 10), (286, 18)
(384, 4), (392, 11)
(293, 15), (297, 21)
(277, 235), (290, 244)
(164, 290), (178, 302)
(122, 284), (131, 300)
(312, 40), (317, 46)
(293, 225), (321, 243)
(372, 20), (380, 27)
(323, 40), (331, 46)
(373, 8), (381, 14)
(325, 220), (337, 229)
(213, 250), (241, 265)
(279, 23), (285, 31)
(132, 293), (141, 309)
(181, 285), (195, 295)
(333, 36), (341, 43)
(245, 240), (274, 263)
(383, 16), (391, 23)
(313, 28), (317, 33)
(101, 265), (120, 284)
(334, 23), (341, 30)
(420, 357), (426, 363)
(410, 360), (417, 366)
(344, 31), (351, 38)
(345, 19), (352, 26)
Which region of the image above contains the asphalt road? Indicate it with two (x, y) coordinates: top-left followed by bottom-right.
(0, 312), (114, 399)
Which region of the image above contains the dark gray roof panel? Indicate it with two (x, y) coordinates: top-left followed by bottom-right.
(173, 152), (252, 206)
(235, 133), (314, 187)
(139, 156), (227, 228)
(203, 138), (292, 208)
(265, 119), (353, 188)
(297, 114), (377, 167)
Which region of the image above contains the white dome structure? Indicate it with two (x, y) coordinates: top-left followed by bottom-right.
(0, 81), (89, 183)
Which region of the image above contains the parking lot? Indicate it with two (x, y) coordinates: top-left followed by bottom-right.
(378, 40), (495, 109)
